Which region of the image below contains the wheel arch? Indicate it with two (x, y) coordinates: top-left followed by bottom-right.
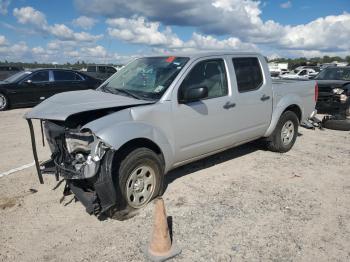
(282, 104), (302, 123)
(84, 117), (175, 173)
(264, 95), (303, 137)
(115, 137), (165, 166)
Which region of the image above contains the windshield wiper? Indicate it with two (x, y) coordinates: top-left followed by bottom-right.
(114, 88), (143, 100)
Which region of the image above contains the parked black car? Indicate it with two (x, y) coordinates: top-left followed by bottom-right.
(315, 67), (350, 130)
(84, 65), (118, 80)
(0, 69), (102, 111)
(0, 65), (23, 80)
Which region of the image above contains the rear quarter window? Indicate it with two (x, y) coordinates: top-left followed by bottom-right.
(87, 66), (96, 72)
(232, 57), (263, 92)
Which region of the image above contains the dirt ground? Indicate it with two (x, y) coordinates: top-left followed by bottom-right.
(0, 108), (349, 262)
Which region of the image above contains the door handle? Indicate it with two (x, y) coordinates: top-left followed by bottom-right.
(260, 94), (270, 101)
(223, 101), (236, 109)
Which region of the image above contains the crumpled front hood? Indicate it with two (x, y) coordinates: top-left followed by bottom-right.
(24, 90), (153, 121)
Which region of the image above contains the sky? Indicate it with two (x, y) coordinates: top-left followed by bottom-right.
(0, 0), (349, 64)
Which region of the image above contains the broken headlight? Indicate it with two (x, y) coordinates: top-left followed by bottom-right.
(340, 94), (348, 103)
(332, 88), (344, 95)
(65, 131), (109, 178)
(65, 131), (94, 154)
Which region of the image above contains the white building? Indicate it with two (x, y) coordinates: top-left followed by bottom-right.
(268, 62), (288, 73)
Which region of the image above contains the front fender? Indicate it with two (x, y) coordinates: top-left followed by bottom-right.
(82, 109), (174, 172)
(264, 94), (303, 137)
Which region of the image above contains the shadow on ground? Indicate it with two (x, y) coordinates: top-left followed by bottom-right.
(163, 142), (262, 193)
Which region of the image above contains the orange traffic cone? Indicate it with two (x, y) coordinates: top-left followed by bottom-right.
(145, 197), (181, 261)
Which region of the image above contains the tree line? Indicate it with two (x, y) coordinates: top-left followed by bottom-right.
(1, 55), (350, 70)
(0, 60), (124, 70)
(268, 56), (350, 69)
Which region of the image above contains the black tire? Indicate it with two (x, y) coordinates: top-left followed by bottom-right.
(0, 93), (9, 111)
(323, 118), (350, 131)
(111, 147), (164, 220)
(267, 111), (299, 153)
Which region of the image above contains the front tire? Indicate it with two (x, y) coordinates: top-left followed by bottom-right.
(0, 93), (9, 111)
(267, 111), (299, 153)
(112, 147), (164, 219)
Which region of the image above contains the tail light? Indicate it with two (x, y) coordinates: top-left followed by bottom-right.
(314, 82), (318, 102)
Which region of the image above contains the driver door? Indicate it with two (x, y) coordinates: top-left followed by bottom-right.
(172, 58), (237, 163)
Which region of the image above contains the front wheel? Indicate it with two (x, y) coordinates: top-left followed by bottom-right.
(0, 93), (9, 111)
(267, 111), (299, 153)
(112, 147), (164, 219)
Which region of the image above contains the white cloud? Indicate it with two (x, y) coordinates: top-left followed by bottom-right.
(72, 16), (98, 30)
(77, 0), (285, 43)
(280, 1), (292, 9)
(75, 0), (350, 57)
(0, 41), (29, 60)
(0, 0), (11, 15)
(13, 6), (48, 29)
(107, 17), (183, 48)
(81, 45), (107, 58)
(13, 6), (102, 42)
(282, 12), (350, 51)
(107, 16), (256, 52)
(0, 35), (7, 45)
(182, 33), (257, 52)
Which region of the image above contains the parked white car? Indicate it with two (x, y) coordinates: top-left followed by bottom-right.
(280, 68), (318, 80)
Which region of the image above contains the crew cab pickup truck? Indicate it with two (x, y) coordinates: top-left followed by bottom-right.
(25, 52), (317, 219)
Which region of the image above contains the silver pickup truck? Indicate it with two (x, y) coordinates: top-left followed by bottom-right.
(25, 51), (317, 219)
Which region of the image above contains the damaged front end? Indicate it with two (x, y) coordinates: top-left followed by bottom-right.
(24, 89), (155, 218)
(44, 121), (108, 180)
(27, 119), (118, 219)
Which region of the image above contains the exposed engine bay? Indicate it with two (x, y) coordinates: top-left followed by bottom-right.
(44, 121), (108, 180)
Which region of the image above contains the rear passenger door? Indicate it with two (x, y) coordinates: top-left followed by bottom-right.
(230, 56), (273, 140)
(52, 70), (87, 95)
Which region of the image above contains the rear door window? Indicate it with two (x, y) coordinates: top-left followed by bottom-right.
(299, 70), (307, 76)
(53, 71), (78, 81)
(232, 57), (263, 92)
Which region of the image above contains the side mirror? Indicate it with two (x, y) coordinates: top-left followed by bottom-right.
(180, 85), (208, 103)
(22, 79), (33, 85)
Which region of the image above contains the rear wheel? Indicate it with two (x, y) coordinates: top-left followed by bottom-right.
(111, 147), (164, 219)
(0, 93), (9, 111)
(267, 111), (299, 152)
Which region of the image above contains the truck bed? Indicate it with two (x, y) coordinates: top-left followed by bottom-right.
(271, 79), (316, 122)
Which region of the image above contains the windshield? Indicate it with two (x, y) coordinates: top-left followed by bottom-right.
(3, 71), (31, 83)
(315, 67), (350, 81)
(101, 56), (189, 100)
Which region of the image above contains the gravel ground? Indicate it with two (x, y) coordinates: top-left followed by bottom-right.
(0, 108), (350, 262)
